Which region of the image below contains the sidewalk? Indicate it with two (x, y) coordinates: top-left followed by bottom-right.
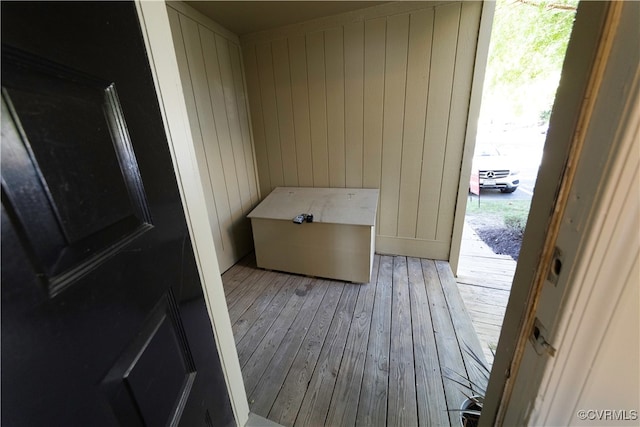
(456, 221), (517, 364)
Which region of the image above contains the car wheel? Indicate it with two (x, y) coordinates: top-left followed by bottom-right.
(501, 187), (517, 193)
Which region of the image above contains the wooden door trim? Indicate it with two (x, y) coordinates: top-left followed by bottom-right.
(480, 2), (623, 424)
(135, 2), (250, 426)
(530, 57), (639, 425)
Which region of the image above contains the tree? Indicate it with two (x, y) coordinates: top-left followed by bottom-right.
(480, 0), (578, 127)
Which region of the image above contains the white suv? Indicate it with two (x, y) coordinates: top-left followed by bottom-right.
(471, 145), (520, 193)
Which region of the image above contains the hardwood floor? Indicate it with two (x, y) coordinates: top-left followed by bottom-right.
(222, 254), (487, 427)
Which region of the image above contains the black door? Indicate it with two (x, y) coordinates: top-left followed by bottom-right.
(1, 2), (235, 426)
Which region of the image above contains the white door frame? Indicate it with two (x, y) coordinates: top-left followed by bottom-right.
(135, 2), (250, 426)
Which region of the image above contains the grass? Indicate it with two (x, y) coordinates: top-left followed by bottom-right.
(465, 198), (531, 228)
(466, 198), (531, 216)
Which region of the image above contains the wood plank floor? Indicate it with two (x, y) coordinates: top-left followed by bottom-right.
(456, 222), (516, 364)
(222, 254), (487, 427)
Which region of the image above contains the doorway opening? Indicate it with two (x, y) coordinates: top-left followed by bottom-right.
(457, 0), (578, 365)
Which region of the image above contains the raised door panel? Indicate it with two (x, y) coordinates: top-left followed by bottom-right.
(1, 3), (234, 425)
(1, 48), (152, 297)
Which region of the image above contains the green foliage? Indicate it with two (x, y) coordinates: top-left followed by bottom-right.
(444, 342), (493, 424)
(481, 0), (578, 125)
(539, 109), (552, 122)
(489, 0), (578, 87)
(466, 199), (531, 217)
(466, 199), (531, 233)
(504, 213), (527, 235)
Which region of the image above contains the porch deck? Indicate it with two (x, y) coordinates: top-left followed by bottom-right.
(456, 222), (516, 363)
(222, 254), (487, 426)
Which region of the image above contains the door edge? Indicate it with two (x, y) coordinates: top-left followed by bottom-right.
(134, 2), (250, 426)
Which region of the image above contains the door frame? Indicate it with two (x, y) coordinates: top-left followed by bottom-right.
(481, 1), (634, 424)
(527, 45), (639, 425)
(135, 2), (249, 426)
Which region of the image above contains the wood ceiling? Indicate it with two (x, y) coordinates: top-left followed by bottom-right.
(183, 1), (388, 35)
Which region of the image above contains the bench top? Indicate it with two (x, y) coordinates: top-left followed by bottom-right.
(247, 187), (379, 226)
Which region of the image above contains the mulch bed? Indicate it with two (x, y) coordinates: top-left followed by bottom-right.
(474, 227), (523, 261)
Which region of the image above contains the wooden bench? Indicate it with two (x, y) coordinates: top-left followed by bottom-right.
(247, 187), (379, 283)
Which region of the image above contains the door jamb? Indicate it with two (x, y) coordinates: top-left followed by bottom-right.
(480, 1), (622, 424)
(530, 55), (639, 425)
(135, 2), (250, 426)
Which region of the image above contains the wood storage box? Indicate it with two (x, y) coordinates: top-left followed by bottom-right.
(247, 187), (379, 283)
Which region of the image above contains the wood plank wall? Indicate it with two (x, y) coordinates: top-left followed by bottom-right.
(167, 2), (260, 271)
(241, 2), (482, 260)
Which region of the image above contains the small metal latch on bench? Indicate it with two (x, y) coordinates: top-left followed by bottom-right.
(292, 213), (313, 224)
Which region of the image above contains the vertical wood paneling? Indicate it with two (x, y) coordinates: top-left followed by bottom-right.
(362, 18), (386, 190)
(215, 34), (254, 255)
(379, 13), (410, 237)
(229, 44), (259, 204)
(201, 28), (244, 244)
(243, 44), (272, 197)
(325, 27), (346, 188)
(168, 9), (225, 259)
(241, 2), (482, 260)
(256, 43), (285, 188)
(416, 3), (461, 240)
(169, 4), (260, 271)
(436, 1), (483, 241)
(344, 21), (364, 188)
(180, 15), (235, 261)
(272, 38), (299, 187)
(216, 34), (251, 213)
(288, 35), (314, 187)
(306, 31), (330, 187)
(397, 9), (434, 239)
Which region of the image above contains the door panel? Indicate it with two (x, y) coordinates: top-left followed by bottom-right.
(102, 291), (196, 427)
(1, 49), (153, 296)
(1, 2), (234, 426)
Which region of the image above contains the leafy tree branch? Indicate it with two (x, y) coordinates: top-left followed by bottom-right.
(513, 0), (577, 12)
(480, 0), (578, 125)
